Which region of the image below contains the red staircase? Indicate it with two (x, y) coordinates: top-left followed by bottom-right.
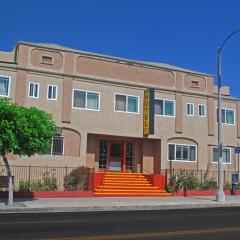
(94, 172), (171, 197)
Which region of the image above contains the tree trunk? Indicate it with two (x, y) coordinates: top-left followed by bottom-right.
(3, 156), (13, 206)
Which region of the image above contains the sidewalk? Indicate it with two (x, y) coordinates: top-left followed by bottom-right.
(1, 196), (240, 213)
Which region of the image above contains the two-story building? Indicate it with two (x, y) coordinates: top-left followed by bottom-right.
(1, 42), (239, 175)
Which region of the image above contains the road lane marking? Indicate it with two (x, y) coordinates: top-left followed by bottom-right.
(47, 226), (240, 240)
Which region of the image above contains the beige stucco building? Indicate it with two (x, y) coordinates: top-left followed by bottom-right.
(0, 42), (240, 174)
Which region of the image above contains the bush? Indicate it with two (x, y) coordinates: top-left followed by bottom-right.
(202, 168), (216, 190)
(18, 171), (58, 192)
(172, 170), (201, 191)
(64, 166), (89, 191)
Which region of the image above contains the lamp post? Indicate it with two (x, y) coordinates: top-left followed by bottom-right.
(216, 28), (240, 202)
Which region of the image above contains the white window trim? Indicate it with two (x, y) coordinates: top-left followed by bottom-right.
(167, 143), (197, 163)
(72, 89), (101, 111)
(216, 107), (235, 125)
(28, 82), (40, 99)
(47, 84), (58, 101)
(198, 104), (206, 117)
(187, 103), (194, 116)
(51, 136), (65, 156)
(114, 93), (140, 114)
(0, 75), (11, 97)
(155, 98), (175, 118)
(212, 146), (231, 165)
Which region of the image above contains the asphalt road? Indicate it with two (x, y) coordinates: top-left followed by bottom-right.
(1, 207), (240, 240)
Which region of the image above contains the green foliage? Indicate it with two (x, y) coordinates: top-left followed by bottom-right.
(202, 167), (216, 189)
(18, 172), (58, 192)
(64, 166), (89, 191)
(170, 168), (217, 192)
(0, 98), (56, 157)
(173, 170), (201, 191)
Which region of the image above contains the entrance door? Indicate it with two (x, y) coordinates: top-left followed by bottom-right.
(109, 142), (122, 172)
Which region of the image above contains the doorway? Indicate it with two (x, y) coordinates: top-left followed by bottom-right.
(109, 142), (122, 172)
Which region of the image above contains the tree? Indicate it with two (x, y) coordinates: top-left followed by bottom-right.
(0, 98), (56, 205)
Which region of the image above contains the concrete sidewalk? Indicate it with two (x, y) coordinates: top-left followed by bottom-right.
(1, 196), (240, 213)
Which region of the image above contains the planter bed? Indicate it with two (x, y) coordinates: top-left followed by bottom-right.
(172, 189), (240, 197)
(0, 191), (94, 198)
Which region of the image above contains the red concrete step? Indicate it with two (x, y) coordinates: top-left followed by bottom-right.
(97, 185), (161, 190)
(94, 189), (166, 193)
(104, 178), (149, 182)
(102, 182), (153, 187)
(94, 192), (172, 197)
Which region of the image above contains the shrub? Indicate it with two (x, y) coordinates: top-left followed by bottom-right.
(173, 170), (201, 191)
(202, 168), (216, 190)
(64, 166), (89, 191)
(18, 171), (58, 192)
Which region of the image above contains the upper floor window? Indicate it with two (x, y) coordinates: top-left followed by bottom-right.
(28, 82), (39, 98)
(217, 108), (235, 125)
(212, 147), (231, 164)
(154, 99), (175, 117)
(191, 81), (199, 87)
(47, 85), (57, 100)
(168, 144), (196, 162)
(187, 103), (194, 116)
(114, 94), (139, 113)
(41, 56), (53, 64)
(51, 136), (64, 155)
(73, 89), (100, 111)
(0, 76), (10, 97)
(198, 104), (206, 117)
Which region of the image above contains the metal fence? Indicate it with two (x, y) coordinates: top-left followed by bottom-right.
(0, 166), (236, 192)
(0, 165), (92, 191)
(162, 169), (234, 191)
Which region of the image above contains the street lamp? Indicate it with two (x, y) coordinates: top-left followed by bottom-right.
(216, 28), (240, 202)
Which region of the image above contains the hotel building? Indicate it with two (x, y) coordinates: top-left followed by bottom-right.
(0, 42), (239, 175)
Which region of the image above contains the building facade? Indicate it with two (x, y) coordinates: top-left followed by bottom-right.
(0, 42), (239, 173)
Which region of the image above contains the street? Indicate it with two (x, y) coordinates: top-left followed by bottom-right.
(0, 207), (240, 239)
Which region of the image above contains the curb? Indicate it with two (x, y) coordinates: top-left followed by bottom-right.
(1, 202), (240, 214)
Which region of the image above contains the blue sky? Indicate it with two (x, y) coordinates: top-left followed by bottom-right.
(1, 0), (240, 97)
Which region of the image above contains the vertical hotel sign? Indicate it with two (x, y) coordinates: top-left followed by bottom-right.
(143, 88), (154, 135)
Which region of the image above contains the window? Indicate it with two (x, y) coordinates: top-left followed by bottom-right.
(187, 103), (194, 116)
(217, 108), (235, 125)
(154, 99), (175, 117)
(47, 85), (57, 100)
(115, 94), (139, 113)
(73, 90), (100, 111)
(0, 76), (10, 97)
(168, 144), (196, 162)
(99, 140), (108, 169)
(212, 147), (231, 164)
(192, 81), (199, 87)
(198, 104), (206, 117)
(28, 82), (39, 98)
(51, 136), (64, 155)
(41, 56), (53, 64)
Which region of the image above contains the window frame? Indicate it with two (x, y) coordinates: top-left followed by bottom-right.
(154, 98), (175, 117)
(187, 103), (194, 116)
(51, 135), (65, 156)
(114, 93), (140, 114)
(72, 89), (100, 111)
(216, 107), (235, 125)
(212, 146), (231, 164)
(41, 55), (53, 65)
(28, 82), (40, 99)
(0, 75), (11, 97)
(198, 104), (206, 117)
(168, 143), (197, 163)
(47, 84), (58, 101)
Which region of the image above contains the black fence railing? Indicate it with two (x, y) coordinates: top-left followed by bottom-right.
(161, 169), (235, 191)
(0, 165), (92, 192)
